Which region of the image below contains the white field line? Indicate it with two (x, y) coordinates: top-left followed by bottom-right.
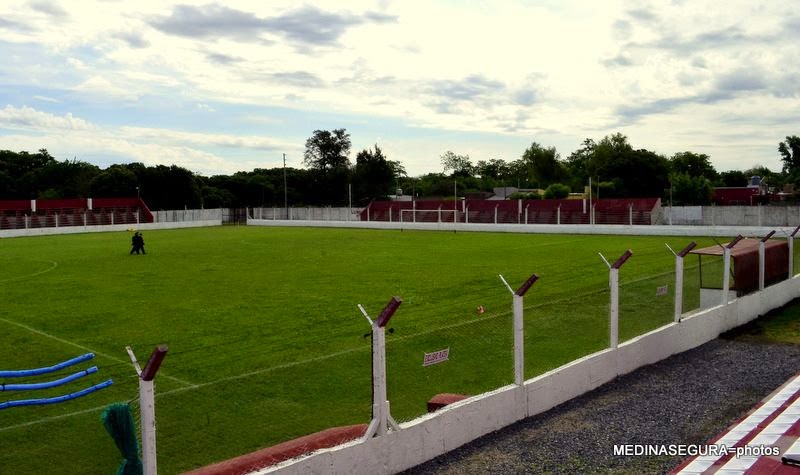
(1, 265), (690, 432)
(0, 346), (366, 432)
(0, 259), (58, 283)
(0, 317), (196, 388)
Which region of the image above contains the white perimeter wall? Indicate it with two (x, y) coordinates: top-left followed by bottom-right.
(0, 219), (221, 239)
(249, 218), (794, 238)
(662, 205), (800, 227)
(253, 220), (800, 475)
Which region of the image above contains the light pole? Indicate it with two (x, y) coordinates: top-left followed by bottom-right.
(283, 153), (288, 219)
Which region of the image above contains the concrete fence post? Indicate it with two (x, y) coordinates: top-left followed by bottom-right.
(667, 242), (697, 322)
(722, 236), (743, 306)
(359, 297), (402, 439)
(600, 250), (632, 349)
(759, 231), (775, 290)
(790, 226), (800, 277)
(499, 274), (538, 386)
(127, 345), (168, 475)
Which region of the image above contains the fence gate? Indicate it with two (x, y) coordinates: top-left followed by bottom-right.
(223, 208), (248, 225)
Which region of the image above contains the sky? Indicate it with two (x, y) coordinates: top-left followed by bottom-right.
(0, 1), (798, 177)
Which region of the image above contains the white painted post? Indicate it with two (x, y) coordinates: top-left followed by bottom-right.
(722, 247), (731, 306)
(629, 203), (633, 225)
(127, 345), (168, 475)
(55, 213), (59, 228)
(667, 242), (696, 322)
(512, 293), (524, 383)
(140, 379), (156, 475)
(557, 205), (561, 225)
(389, 207), (392, 223)
(759, 231), (775, 290)
(790, 226), (800, 277)
(674, 254), (684, 321)
(438, 206), (441, 223)
(721, 236), (743, 306)
(525, 204), (529, 224)
(600, 250), (632, 349)
(366, 207), (370, 222)
(610, 268), (619, 348)
(412, 200), (416, 223)
(494, 205), (498, 224)
(360, 298), (402, 439)
(499, 274), (538, 386)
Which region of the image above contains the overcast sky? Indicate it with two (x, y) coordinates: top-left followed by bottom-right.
(0, 1), (797, 177)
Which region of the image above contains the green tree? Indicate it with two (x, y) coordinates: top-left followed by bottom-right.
(353, 144), (395, 203)
(779, 135), (800, 172)
(718, 170), (747, 187)
(670, 173), (714, 205)
(303, 129), (351, 171)
(90, 165), (138, 197)
(475, 159), (510, 180)
(670, 152), (717, 180)
(543, 183), (570, 199)
(522, 142), (565, 187)
(440, 151), (473, 177)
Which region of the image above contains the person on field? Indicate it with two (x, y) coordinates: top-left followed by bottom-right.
(130, 232), (146, 255)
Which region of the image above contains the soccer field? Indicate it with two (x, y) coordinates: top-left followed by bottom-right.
(0, 226), (724, 474)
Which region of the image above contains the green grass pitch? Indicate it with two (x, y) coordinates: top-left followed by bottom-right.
(0, 226), (726, 473)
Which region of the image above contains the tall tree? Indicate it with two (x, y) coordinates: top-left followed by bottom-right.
(779, 135), (800, 172)
(521, 142), (565, 187)
(670, 151), (717, 180)
(353, 144), (395, 202)
(475, 159), (510, 180)
(440, 151), (473, 176)
(303, 129), (351, 171)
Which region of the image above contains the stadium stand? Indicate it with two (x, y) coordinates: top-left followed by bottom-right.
(0, 197), (153, 230)
(360, 198), (661, 225)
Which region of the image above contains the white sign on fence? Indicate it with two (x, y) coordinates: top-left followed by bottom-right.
(423, 348), (450, 367)
(656, 285), (668, 296)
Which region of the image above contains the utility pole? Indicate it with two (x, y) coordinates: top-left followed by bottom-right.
(283, 153), (288, 219)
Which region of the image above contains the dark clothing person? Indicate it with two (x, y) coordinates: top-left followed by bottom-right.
(130, 232), (145, 255)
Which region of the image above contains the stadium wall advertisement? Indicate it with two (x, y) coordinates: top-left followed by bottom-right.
(254, 273), (800, 475)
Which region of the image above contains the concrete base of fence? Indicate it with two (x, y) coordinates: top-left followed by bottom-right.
(254, 275), (800, 475)
(248, 219), (793, 238)
(184, 424), (368, 475)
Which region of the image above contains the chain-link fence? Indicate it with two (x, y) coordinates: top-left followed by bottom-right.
(385, 288), (514, 424)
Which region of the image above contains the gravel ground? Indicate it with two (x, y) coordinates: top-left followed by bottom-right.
(403, 333), (800, 475)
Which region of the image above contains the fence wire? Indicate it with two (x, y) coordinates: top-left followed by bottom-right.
(619, 269), (675, 342)
(523, 287), (609, 378)
(386, 292), (513, 424)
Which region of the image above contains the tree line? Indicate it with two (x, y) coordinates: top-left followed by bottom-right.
(1, 132), (798, 210)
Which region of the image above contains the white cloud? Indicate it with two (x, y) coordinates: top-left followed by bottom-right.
(0, 1), (797, 176)
(0, 105), (95, 131)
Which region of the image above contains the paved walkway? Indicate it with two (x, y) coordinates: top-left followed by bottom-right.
(673, 372), (800, 474)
